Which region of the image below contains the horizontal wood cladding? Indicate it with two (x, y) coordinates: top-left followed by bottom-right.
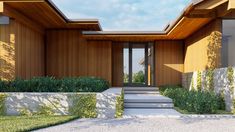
(46, 30), (112, 83)
(0, 19), (45, 80)
(155, 41), (184, 86)
(184, 19), (222, 73)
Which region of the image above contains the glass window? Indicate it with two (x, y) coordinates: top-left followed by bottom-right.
(123, 43), (129, 83)
(222, 20), (235, 67)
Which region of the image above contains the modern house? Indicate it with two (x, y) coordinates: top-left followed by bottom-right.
(0, 0), (235, 87)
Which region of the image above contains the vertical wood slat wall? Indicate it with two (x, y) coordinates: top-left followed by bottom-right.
(0, 19), (45, 80)
(184, 19), (222, 73)
(112, 42), (123, 87)
(155, 41), (184, 86)
(46, 30), (112, 84)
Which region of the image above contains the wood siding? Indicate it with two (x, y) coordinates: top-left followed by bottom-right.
(184, 19), (222, 73)
(155, 41), (184, 86)
(112, 42), (123, 87)
(46, 30), (112, 83)
(0, 19), (45, 80)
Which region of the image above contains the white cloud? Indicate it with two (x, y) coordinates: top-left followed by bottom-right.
(52, 0), (190, 31)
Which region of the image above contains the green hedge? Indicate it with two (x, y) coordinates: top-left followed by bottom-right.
(0, 77), (109, 92)
(161, 87), (225, 114)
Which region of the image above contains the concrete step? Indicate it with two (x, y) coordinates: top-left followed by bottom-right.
(124, 95), (173, 103)
(124, 91), (160, 94)
(124, 87), (158, 91)
(123, 109), (181, 118)
(124, 99), (172, 103)
(124, 102), (173, 108)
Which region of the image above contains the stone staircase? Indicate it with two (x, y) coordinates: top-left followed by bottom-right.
(123, 87), (180, 117)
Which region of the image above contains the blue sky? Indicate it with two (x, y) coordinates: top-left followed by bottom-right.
(52, 0), (190, 31)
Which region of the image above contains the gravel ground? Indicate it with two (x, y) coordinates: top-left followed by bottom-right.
(35, 116), (235, 132)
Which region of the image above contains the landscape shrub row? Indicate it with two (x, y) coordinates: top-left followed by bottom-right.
(0, 77), (109, 92)
(160, 86), (225, 114)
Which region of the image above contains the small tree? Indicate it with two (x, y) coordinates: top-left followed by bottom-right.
(133, 71), (145, 83)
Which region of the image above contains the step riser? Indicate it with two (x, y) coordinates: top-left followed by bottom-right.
(124, 107), (173, 109)
(124, 104), (173, 108)
(124, 91), (160, 94)
(124, 89), (158, 91)
(124, 100), (172, 103)
(123, 87), (175, 111)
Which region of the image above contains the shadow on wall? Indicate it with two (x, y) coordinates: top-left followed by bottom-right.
(206, 31), (222, 70)
(160, 63), (183, 85)
(5, 93), (71, 115)
(0, 33), (15, 81)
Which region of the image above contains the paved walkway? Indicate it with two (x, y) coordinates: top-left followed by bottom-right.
(35, 116), (235, 132)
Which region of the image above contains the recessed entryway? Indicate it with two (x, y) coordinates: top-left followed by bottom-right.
(123, 43), (154, 87)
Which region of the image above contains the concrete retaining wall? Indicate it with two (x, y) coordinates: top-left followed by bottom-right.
(1, 88), (122, 118)
(182, 67), (235, 111)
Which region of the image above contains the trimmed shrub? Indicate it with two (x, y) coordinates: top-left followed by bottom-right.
(161, 87), (225, 114)
(159, 85), (182, 94)
(0, 77), (109, 92)
(8, 77), (59, 92)
(0, 80), (9, 91)
(61, 77), (109, 92)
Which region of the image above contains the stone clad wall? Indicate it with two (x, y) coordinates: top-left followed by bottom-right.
(1, 88), (122, 118)
(182, 67), (235, 111)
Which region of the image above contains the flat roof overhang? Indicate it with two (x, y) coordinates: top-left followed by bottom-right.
(0, 0), (102, 31)
(1, 0), (234, 40)
(82, 17), (212, 41)
(82, 0), (233, 41)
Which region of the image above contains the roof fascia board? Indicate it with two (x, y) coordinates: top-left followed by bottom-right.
(195, 0), (228, 9)
(82, 31), (166, 35)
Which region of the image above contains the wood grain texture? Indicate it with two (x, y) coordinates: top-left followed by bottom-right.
(46, 30), (112, 84)
(4, 2), (100, 30)
(3, 3), (45, 34)
(112, 42), (123, 87)
(0, 19), (45, 80)
(155, 40), (184, 86)
(184, 19), (222, 73)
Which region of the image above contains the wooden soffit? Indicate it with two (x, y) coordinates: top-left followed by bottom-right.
(0, 0), (101, 31)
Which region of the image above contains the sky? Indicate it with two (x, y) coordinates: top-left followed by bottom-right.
(52, 0), (190, 31)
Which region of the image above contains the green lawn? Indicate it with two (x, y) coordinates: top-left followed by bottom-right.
(0, 116), (78, 132)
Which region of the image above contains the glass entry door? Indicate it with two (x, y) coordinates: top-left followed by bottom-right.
(123, 43), (154, 86)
